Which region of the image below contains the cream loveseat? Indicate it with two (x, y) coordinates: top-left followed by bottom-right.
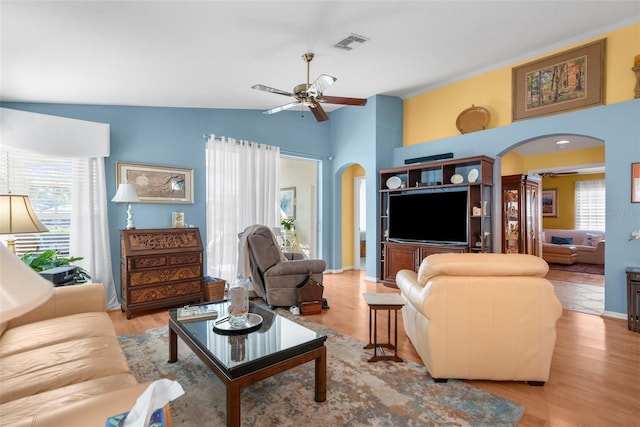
(396, 253), (562, 385)
(542, 228), (605, 265)
(0, 251), (152, 426)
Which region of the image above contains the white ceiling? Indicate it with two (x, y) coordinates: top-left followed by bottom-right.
(0, 1), (634, 170)
(1, 0), (638, 115)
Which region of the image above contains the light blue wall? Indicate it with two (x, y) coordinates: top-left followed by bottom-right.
(390, 99), (640, 315)
(4, 99), (638, 316)
(1, 102), (332, 297)
(329, 95), (403, 279)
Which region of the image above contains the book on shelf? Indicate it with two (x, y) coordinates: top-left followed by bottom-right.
(176, 304), (219, 322)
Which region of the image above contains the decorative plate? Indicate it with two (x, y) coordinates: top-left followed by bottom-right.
(450, 173), (464, 184)
(386, 176), (402, 189)
(456, 105), (490, 134)
(467, 168), (479, 183)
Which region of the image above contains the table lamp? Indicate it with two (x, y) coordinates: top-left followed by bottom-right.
(112, 183), (140, 229)
(0, 242), (53, 322)
(0, 194), (49, 253)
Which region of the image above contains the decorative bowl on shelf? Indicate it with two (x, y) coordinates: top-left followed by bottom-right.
(450, 174), (464, 184)
(467, 168), (479, 182)
(386, 176), (402, 189)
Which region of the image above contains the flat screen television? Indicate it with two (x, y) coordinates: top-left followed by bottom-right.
(388, 190), (468, 244)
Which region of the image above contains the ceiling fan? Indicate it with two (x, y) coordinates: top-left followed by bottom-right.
(538, 171), (579, 177)
(251, 53), (367, 122)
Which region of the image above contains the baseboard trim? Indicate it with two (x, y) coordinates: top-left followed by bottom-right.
(364, 275), (378, 282)
(602, 310), (627, 320)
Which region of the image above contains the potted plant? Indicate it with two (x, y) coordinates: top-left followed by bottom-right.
(21, 249), (91, 283)
(280, 217), (295, 231)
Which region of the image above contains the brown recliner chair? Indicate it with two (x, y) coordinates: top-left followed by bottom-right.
(239, 225), (325, 307)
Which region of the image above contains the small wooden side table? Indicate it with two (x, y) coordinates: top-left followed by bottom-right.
(362, 293), (405, 362)
(626, 267), (640, 332)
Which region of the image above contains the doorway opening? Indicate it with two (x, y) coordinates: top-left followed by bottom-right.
(354, 176), (366, 270)
(280, 156), (319, 259)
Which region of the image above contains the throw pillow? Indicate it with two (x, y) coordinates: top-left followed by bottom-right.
(551, 236), (573, 245)
(586, 233), (604, 246)
(541, 231), (546, 243)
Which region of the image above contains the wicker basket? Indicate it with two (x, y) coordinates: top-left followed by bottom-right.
(203, 278), (226, 302)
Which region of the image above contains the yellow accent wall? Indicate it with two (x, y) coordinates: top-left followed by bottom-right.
(404, 23), (640, 146)
(341, 164), (365, 267)
(501, 151), (525, 175)
(501, 146), (605, 175)
(524, 146), (605, 171)
(542, 173), (605, 229)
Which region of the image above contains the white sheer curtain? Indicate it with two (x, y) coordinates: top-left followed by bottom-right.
(71, 157), (119, 309)
(205, 135), (280, 282)
(1, 108), (117, 308)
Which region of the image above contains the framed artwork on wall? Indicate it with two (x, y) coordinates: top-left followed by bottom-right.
(280, 187), (296, 218)
(116, 162), (194, 204)
(542, 189), (558, 217)
(632, 162), (640, 203)
(512, 39), (605, 121)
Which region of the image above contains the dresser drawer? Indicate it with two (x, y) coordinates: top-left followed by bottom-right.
(168, 252), (202, 265)
(130, 255), (168, 269)
(129, 265), (202, 286)
(129, 280), (202, 304)
(129, 252), (201, 270)
(629, 273), (640, 282)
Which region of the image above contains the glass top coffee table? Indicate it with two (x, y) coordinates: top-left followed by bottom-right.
(168, 300), (327, 427)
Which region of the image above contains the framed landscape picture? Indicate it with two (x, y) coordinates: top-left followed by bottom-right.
(116, 162), (194, 204)
(542, 189), (558, 217)
(512, 39), (605, 121)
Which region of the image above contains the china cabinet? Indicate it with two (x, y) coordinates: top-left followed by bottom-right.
(501, 174), (542, 256)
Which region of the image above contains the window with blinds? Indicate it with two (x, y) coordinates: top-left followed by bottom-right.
(575, 179), (606, 231)
(1, 148), (74, 256)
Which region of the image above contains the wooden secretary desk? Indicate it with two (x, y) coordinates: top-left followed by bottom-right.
(120, 228), (204, 319)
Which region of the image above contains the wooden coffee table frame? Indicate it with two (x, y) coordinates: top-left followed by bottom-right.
(168, 315), (326, 427)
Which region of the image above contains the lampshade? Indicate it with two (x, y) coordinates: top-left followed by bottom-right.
(0, 243), (53, 322)
(0, 194), (49, 234)
(112, 183), (140, 230)
(111, 183), (141, 203)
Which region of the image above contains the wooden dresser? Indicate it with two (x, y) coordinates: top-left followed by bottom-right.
(120, 228), (204, 319)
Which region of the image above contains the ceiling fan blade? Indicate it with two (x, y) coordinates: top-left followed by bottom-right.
(319, 95), (367, 106)
(307, 74), (336, 96)
(251, 84), (293, 97)
(263, 101), (301, 115)
(309, 102), (329, 122)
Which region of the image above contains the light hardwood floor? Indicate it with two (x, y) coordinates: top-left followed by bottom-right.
(109, 270), (640, 426)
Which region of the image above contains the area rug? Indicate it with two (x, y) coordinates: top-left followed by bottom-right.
(118, 317), (525, 426)
(548, 262), (604, 275)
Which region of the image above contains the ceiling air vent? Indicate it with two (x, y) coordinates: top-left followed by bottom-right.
(334, 33), (369, 51)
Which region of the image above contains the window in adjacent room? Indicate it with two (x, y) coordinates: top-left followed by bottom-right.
(575, 179), (605, 231)
(0, 147), (74, 256)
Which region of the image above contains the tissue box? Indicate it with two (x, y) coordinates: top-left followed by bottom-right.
(105, 406), (170, 427)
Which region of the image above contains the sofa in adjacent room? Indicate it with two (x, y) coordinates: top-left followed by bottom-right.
(0, 270), (152, 426)
(396, 253), (562, 385)
(542, 229), (605, 265)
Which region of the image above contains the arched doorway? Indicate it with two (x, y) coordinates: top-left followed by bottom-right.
(499, 133), (605, 316)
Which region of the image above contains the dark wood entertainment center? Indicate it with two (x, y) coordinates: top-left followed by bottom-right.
(379, 155), (494, 286)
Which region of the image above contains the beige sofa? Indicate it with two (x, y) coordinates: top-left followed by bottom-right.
(396, 253), (562, 385)
(0, 283), (152, 426)
(542, 229), (605, 264)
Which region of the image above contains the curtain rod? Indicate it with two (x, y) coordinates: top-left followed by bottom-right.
(202, 134), (331, 160)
